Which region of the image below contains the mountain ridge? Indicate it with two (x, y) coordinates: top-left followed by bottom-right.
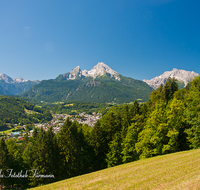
(0, 73), (40, 95)
(22, 62), (153, 103)
(143, 68), (199, 89)
(0, 73), (40, 83)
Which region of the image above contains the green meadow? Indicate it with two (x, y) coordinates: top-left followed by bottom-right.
(30, 148), (200, 190)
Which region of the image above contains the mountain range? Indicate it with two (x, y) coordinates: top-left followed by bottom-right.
(0, 74), (40, 95)
(143, 68), (199, 89)
(21, 62), (153, 103)
(1, 63), (199, 103)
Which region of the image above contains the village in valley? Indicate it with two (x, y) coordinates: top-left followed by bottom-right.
(0, 112), (102, 140)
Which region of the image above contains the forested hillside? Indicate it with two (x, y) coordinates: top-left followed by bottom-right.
(0, 96), (52, 130)
(21, 74), (153, 103)
(21, 79), (81, 102)
(1, 76), (200, 189)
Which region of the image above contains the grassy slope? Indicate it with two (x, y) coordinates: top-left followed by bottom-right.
(30, 149), (200, 190)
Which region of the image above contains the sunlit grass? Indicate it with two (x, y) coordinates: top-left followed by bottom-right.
(30, 149), (200, 190)
(64, 103), (74, 107)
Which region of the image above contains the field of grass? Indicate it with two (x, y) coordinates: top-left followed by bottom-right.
(30, 149), (200, 190)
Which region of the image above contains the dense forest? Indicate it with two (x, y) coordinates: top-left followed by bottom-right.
(0, 76), (200, 189)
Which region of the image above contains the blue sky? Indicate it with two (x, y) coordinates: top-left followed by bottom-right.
(0, 0), (200, 81)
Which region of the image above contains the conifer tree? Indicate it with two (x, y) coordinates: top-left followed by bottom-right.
(57, 118), (90, 178)
(6, 138), (25, 187)
(121, 105), (131, 139)
(130, 100), (140, 118)
(163, 77), (178, 102)
(90, 120), (108, 169)
(105, 111), (116, 142)
(0, 138), (11, 187)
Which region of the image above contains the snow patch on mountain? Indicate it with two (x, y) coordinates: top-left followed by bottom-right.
(143, 68), (199, 89)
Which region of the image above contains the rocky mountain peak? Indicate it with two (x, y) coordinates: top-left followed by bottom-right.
(0, 73), (13, 83)
(66, 62), (120, 81)
(68, 66), (82, 80)
(88, 62), (120, 79)
(143, 68), (199, 89)
(13, 76), (29, 83)
(72, 66), (81, 73)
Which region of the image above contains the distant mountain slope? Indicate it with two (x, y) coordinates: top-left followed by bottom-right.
(0, 73), (40, 95)
(22, 79), (82, 102)
(143, 68), (199, 89)
(65, 75), (152, 103)
(0, 85), (9, 95)
(22, 63), (153, 103)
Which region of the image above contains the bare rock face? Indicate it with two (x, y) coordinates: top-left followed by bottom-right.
(87, 62), (120, 80)
(64, 62), (121, 81)
(68, 66), (82, 80)
(86, 81), (101, 87)
(143, 68), (199, 89)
